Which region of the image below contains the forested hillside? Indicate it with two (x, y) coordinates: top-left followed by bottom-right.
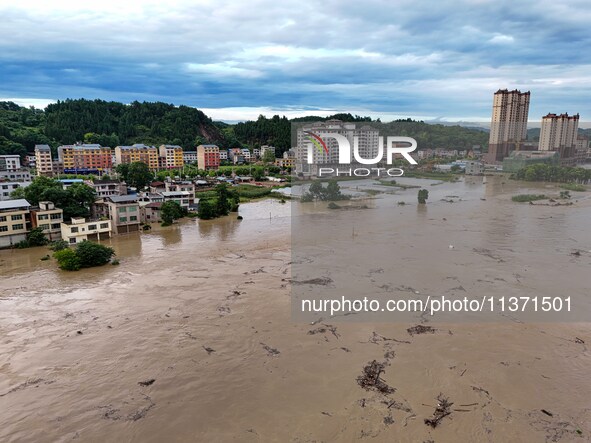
(1, 99), (508, 159)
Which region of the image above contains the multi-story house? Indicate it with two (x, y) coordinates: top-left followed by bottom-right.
(158, 145), (184, 169)
(0, 182), (31, 201)
(58, 144), (113, 172)
(30, 201), (63, 241)
(183, 151), (198, 164)
(105, 195), (141, 234)
(161, 191), (192, 210)
(219, 150), (228, 161)
(0, 155), (21, 171)
(86, 180), (127, 198)
(164, 180), (195, 195)
(197, 144), (220, 170)
(241, 149), (252, 162)
(0, 169), (32, 182)
(140, 202), (163, 224)
(0, 199), (31, 248)
(35, 144), (53, 176)
(24, 154), (36, 168)
(114, 144), (159, 170)
(60, 217), (112, 245)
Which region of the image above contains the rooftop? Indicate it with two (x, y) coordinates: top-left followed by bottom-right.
(34, 144), (51, 151)
(0, 199), (31, 211)
(107, 195), (138, 203)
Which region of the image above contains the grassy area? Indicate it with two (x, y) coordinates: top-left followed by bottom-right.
(375, 179), (420, 189)
(560, 183), (587, 192)
(403, 171), (460, 182)
(511, 194), (547, 202)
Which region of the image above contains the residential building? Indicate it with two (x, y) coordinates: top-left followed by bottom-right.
(35, 144), (53, 176)
(115, 144), (159, 170)
(0, 181), (31, 201)
(0, 169), (32, 182)
(252, 147), (261, 158)
(295, 120), (380, 177)
(58, 178), (84, 189)
(465, 161), (484, 176)
(60, 217), (112, 245)
(539, 113), (579, 165)
(57, 144), (113, 172)
(161, 191), (192, 210)
(228, 148), (245, 164)
(24, 154), (36, 168)
(183, 151), (198, 164)
(30, 201), (63, 241)
(138, 192), (164, 206)
(165, 180), (195, 195)
(275, 149), (296, 168)
(0, 155), (21, 171)
(219, 150), (228, 161)
(575, 137), (589, 164)
(105, 195), (141, 234)
(86, 180), (127, 198)
(241, 148), (252, 162)
(502, 150), (560, 173)
(260, 145), (277, 160)
(140, 202), (163, 224)
(0, 199), (31, 248)
(485, 89), (530, 164)
(149, 181), (166, 193)
(197, 144), (220, 170)
(158, 145), (184, 169)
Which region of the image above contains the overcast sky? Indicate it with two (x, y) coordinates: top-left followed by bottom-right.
(1, 0), (590, 121)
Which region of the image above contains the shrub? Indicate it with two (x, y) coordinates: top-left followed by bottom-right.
(75, 241), (115, 268)
(511, 194), (546, 202)
(418, 189), (429, 204)
(49, 239), (69, 251)
(53, 248), (81, 271)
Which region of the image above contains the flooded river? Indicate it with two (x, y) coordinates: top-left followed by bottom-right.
(1, 176), (590, 442)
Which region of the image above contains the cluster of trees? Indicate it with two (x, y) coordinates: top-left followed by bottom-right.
(53, 241), (115, 271)
(197, 184), (240, 219)
(160, 201), (188, 226)
(14, 227), (49, 249)
(115, 162), (153, 189)
(301, 180), (349, 202)
(513, 164), (591, 183)
(11, 176), (96, 221)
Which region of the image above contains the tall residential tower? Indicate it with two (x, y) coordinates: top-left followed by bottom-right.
(485, 89), (530, 163)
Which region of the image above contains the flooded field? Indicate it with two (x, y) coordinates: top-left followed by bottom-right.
(1, 176), (590, 442)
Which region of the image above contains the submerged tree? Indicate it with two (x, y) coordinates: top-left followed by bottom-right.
(418, 189), (429, 204)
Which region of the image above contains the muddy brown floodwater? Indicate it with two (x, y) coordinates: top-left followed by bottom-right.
(1, 176), (590, 442)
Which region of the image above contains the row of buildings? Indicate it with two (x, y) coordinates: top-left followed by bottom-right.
(32, 143), (281, 176)
(485, 89), (588, 167)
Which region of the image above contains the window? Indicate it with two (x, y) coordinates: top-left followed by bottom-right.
(88, 224), (97, 230)
(0, 226), (7, 232)
(128, 206), (137, 212)
(50, 213), (61, 220)
(119, 217), (127, 223)
(71, 227), (79, 233)
(51, 223), (60, 229)
(11, 214), (22, 221)
(0, 216), (5, 222)
(130, 216), (137, 221)
(100, 223), (109, 229)
(119, 207), (127, 213)
(12, 224), (24, 230)
(40, 224), (50, 230)
(38, 214), (49, 220)
(69, 238), (77, 244)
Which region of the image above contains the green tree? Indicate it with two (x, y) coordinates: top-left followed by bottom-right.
(418, 189), (429, 204)
(27, 227), (48, 247)
(53, 248), (81, 271)
(197, 199), (217, 219)
(75, 241), (115, 268)
(126, 162), (153, 189)
(115, 163), (130, 182)
(161, 201), (185, 225)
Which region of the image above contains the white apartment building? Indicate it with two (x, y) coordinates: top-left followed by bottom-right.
(0, 155), (21, 171)
(0, 181), (31, 201)
(60, 217), (112, 244)
(539, 113), (579, 162)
